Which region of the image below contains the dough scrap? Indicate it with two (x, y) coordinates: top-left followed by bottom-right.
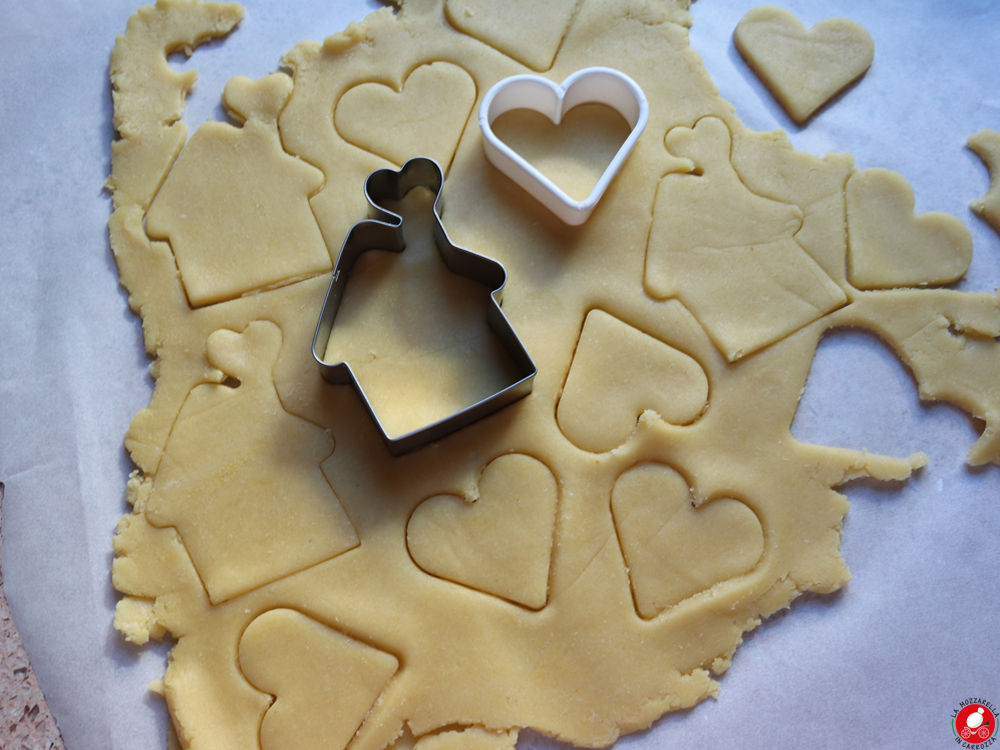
(968, 128), (1000, 235)
(107, 0), (245, 211)
(105, 1), (1000, 750)
(734, 5), (874, 123)
(846, 167), (973, 290)
(415, 727), (518, 750)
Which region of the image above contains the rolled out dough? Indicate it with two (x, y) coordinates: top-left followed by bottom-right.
(106, 2), (1000, 750)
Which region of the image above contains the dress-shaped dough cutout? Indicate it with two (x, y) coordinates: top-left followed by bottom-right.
(335, 62), (477, 171)
(444, 0), (578, 71)
(612, 463), (764, 619)
(557, 310), (709, 453)
(968, 129), (1000, 236)
(407, 454), (558, 609)
(144, 322), (359, 604)
(645, 117), (846, 361)
(734, 5), (874, 123)
(846, 168), (973, 289)
(146, 74), (330, 307)
(240, 609), (399, 750)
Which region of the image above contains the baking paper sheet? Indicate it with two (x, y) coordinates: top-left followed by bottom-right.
(0, 2), (997, 749)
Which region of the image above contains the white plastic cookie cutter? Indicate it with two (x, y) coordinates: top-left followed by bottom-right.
(479, 67), (649, 225)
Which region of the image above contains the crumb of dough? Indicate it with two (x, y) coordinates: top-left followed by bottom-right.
(105, 1), (1000, 749)
(734, 5), (874, 123)
(114, 596), (166, 645)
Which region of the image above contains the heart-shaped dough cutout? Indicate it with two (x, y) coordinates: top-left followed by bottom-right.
(335, 62), (476, 170)
(734, 5), (874, 123)
(407, 454), (558, 609)
(239, 609), (399, 750)
(479, 67), (648, 224)
(612, 463), (764, 619)
(445, 0), (577, 72)
(847, 168), (973, 289)
(557, 310), (708, 453)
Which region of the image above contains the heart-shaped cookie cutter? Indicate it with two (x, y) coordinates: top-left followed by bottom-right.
(479, 67), (649, 225)
(312, 157), (536, 456)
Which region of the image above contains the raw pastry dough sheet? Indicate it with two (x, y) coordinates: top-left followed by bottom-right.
(0, 1), (997, 749)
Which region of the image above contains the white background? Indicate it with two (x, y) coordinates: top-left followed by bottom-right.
(0, 1), (997, 749)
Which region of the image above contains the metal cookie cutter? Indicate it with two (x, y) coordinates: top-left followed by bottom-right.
(479, 67), (649, 225)
(312, 157), (536, 456)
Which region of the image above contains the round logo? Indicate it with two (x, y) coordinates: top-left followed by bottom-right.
(954, 702), (997, 745)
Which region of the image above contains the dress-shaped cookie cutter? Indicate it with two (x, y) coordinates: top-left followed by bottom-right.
(312, 157), (536, 456)
(479, 67), (649, 225)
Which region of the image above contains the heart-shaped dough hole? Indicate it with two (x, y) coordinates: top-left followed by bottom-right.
(557, 310), (708, 453)
(734, 5), (874, 122)
(612, 463), (764, 618)
(335, 62), (476, 170)
(847, 168), (973, 289)
(239, 609), (399, 750)
(406, 454), (558, 609)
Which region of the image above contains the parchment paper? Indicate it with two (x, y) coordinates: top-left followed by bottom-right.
(0, 2), (997, 749)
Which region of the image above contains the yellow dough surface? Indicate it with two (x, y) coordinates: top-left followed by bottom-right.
(106, 2), (1000, 750)
(734, 5), (874, 123)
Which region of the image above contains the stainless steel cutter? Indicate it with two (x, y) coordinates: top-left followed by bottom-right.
(312, 157), (536, 456)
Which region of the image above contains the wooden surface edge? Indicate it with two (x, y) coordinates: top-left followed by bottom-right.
(0, 483), (68, 750)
